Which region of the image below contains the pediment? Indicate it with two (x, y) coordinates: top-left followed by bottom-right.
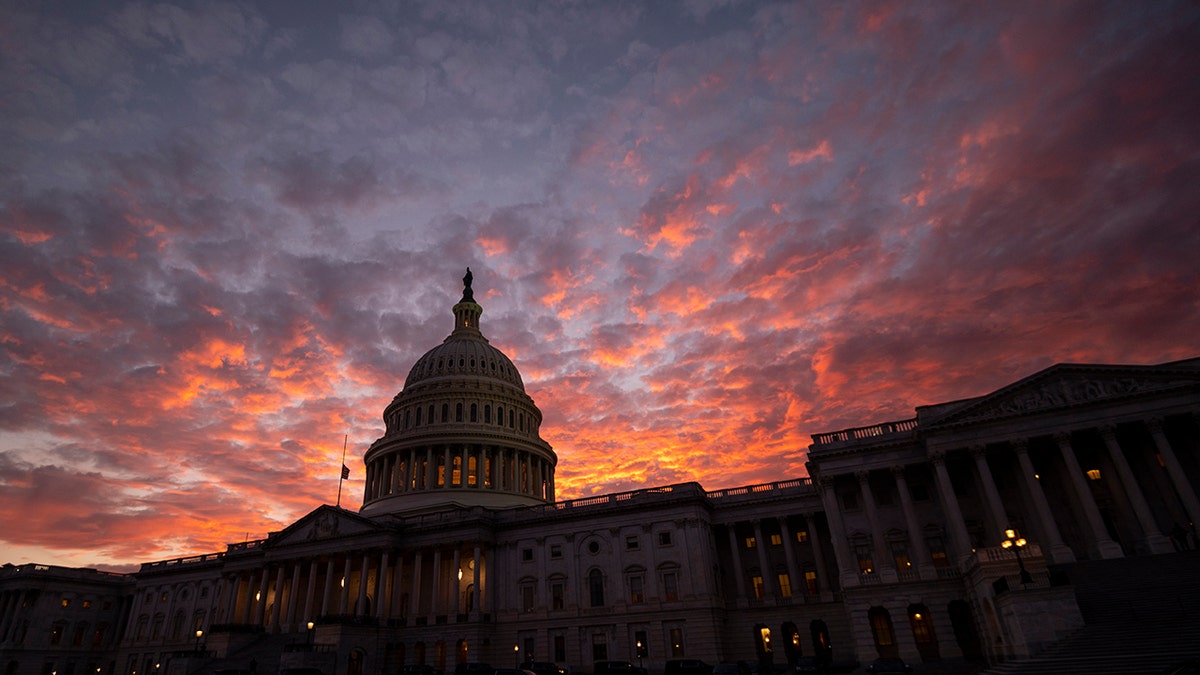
(924, 359), (1200, 428)
(265, 505), (384, 548)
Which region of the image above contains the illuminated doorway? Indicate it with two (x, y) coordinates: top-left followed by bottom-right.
(907, 604), (939, 661)
(868, 606), (898, 659)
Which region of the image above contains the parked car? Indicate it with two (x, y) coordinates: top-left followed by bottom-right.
(665, 660), (712, 675)
(455, 664), (494, 675)
(865, 658), (912, 673)
(594, 661), (648, 675)
(712, 664), (739, 675)
(520, 662), (567, 675)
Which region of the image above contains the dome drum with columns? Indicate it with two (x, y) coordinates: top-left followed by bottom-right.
(360, 269), (557, 516)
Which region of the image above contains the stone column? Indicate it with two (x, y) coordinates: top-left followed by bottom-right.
(411, 550), (424, 617)
(430, 548), (442, 615)
(804, 514), (830, 595)
(443, 447), (452, 488)
(891, 466), (934, 579)
(752, 520), (772, 599)
(473, 545), (483, 614)
(1099, 427), (1173, 554)
(1011, 440), (1074, 563)
(339, 557), (352, 614)
(303, 560), (318, 624)
(321, 559), (336, 615)
(1147, 418), (1200, 535)
(356, 554), (370, 616)
(461, 446), (470, 487)
(390, 553), (404, 619)
(451, 548), (462, 615)
(971, 445), (1010, 541)
(726, 525), (747, 601)
(1055, 433), (1123, 558)
(778, 517), (801, 599)
(857, 470), (896, 582)
(253, 571), (270, 625)
(815, 477), (857, 588)
(425, 447), (435, 489)
(269, 566), (285, 631)
(285, 562), (302, 631)
(930, 451), (973, 562)
(223, 574), (239, 624)
(376, 551), (390, 620)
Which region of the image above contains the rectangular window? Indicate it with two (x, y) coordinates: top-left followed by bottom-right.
(777, 573), (792, 597)
(550, 544), (562, 559)
(856, 545), (874, 574)
(81, 600), (92, 609)
(629, 575), (644, 604)
(751, 575), (765, 599)
(662, 572), (679, 601)
(521, 585), (535, 613)
(551, 583), (564, 610)
(841, 492), (859, 510)
(522, 548), (534, 562)
(554, 635), (566, 663)
(50, 625), (63, 645)
(592, 634), (608, 662)
(891, 542), (911, 571)
(61, 599), (70, 608)
(769, 533), (782, 546)
(626, 535), (639, 550)
(669, 628), (684, 657)
(658, 531), (673, 546)
(927, 537), (948, 567)
(804, 571), (818, 595)
(796, 530), (809, 543)
(744, 536), (757, 549)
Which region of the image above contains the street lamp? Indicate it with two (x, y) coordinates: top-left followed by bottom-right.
(636, 641), (644, 669)
(307, 621), (315, 647)
(514, 644), (520, 668)
(1000, 528), (1033, 588)
(194, 629), (203, 652)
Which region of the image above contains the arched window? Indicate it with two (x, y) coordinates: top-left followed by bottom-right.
(509, 410), (515, 428)
(442, 404), (449, 423)
(497, 406), (504, 425)
(908, 603), (939, 661)
(428, 405), (434, 424)
(781, 621), (802, 664)
(484, 405), (491, 424)
(405, 410), (411, 429)
(456, 403), (463, 422)
(415, 407), (422, 426)
(752, 624), (773, 659)
(869, 606), (898, 659)
(588, 569), (605, 607)
(470, 404), (477, 422)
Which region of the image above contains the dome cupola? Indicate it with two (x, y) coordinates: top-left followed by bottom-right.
(360, 269), (556, 516)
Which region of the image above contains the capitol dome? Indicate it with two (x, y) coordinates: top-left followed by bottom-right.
(360, 269), (557, 516)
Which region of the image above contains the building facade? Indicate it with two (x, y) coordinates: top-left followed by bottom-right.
(2, 273), (1198, 675)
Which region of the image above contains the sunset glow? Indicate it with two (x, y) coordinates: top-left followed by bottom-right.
(1, 1), (1198, 571)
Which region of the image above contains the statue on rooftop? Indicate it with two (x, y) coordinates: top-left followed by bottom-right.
(462, 267), (475, 302)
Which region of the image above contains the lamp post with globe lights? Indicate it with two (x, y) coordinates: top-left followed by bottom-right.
(1001, 528), (1033, 588)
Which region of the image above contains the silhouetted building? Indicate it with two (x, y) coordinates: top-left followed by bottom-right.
(3, 272), (1199, 675)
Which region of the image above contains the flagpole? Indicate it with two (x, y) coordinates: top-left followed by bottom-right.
(336, 434), (348, 507)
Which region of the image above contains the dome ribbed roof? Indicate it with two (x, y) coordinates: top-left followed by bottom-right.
(403, 335), (525, 390)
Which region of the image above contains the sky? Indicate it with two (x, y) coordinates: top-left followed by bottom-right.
(2, 0), (1198, 571)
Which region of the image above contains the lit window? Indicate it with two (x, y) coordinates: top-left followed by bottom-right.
(629, 575), (644, 604)
(744, 536), (757, 549)
(662, 571), (679, 601)
(795, 530), (809, 543)
(769, 534), (782, 546)
(804, 571), (818, 595)
(752, 575), (765, 599)
(61, 599), (71, 608)
(777, 573), (792, 596)
(1087, 469), (1102, 481)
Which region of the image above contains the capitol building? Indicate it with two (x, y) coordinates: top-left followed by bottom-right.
(2, 272), (1199, 675)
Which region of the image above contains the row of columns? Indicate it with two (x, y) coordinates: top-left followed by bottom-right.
(365, 445), (554, 502)
(817, 417), (1198, 586)
(217, 545), (486, 633)
(723, 514), (831, 602)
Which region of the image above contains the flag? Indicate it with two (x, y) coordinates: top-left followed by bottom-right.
(341, 464), (350, 480)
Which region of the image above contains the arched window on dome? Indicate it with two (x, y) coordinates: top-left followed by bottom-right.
(405, 410), (411, 429)
(519, 413), (525, 432)
(456, 403), (463, 422)
(415, 407), (422, 426)
(484, 405), (491, 424)
(497, 406), (504, 426)
(442, 403), (449, 423)
(509, 410), (515, 428)
(428, 404), (434, 424)
(470, 404), (477, 422)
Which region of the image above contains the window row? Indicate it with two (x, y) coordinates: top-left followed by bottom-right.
(390, 401), (533, 434)
(520, 532), (674, 561)
(517, 566), (683, 612)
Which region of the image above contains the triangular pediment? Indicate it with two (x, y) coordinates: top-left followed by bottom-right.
(923, 358), (1200, 427)
(265, 504), (384, 548)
